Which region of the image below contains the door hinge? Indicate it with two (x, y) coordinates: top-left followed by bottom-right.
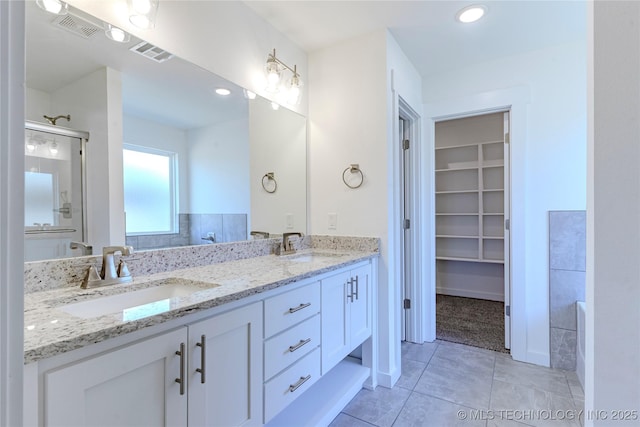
(404, 299), (411, 309)
(402, 139), (410, 150)
(505, 132), (510, 144)
(505, 219), (510, 230)
(505, 305), (510, 316)
(403, 219), (410, 229)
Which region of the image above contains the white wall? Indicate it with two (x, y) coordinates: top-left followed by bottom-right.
(25, 87), (50, 122)
(0, 1), (25, 424)
(423, 41), (587, 365)
(588, 2), (640, 423)
(309, 29), (424, 387)
(66, 0), (308, 116)
(250, 96), (306, 235)
(51, 67), (126, 249)
(123, 114), (189, 212)
(187, 119), (250, 215)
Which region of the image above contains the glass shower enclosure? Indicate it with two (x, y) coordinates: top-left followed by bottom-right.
(24, 121), (88, 261)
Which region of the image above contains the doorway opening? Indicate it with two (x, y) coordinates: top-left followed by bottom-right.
(433, 111), (511, 352)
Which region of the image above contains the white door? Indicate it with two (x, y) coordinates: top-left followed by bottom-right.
(44, 328), (188, 427)
(188, 302), (263, 427)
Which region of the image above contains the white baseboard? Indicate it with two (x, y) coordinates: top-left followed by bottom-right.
(437, 287), (504, 302)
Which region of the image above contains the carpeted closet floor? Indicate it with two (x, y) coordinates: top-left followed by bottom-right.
(435, 294), (508, 353)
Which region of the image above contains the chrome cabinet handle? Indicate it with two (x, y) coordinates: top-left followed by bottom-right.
(288, 302), (311, 313)
(288, 374), (311, 393)
(288, 338), (311, 353)
(175, 342), (186, 395)
(196, 334), (206, 384)
(353, 275), (359, 301)
(347, 278), (354, 303)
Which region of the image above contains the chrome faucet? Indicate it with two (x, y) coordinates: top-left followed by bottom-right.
(70, 241), (93, 256)
(81, 246), (134, 289)
(276, 232), (303, 255)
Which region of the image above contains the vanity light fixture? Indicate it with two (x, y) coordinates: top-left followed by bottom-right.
(264, 48), (304, 105)
(49, 142), (59, 156)
(456, 4), (487, 23)
(36, 0), (68, 15)
(215, 88), (231, 96)
(128, 0), (159, 30)
(104, 23), (131, 43)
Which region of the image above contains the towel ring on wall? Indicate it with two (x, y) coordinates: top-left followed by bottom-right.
(262, 172), (277, 193)
(342, 164), (364, 189)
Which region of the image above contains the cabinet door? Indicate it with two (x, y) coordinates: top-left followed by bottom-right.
(321, 270), (350, 374)
(44, 327), (188, 427)
(188, 301), (263, 427)
(349, 264), (372, 346)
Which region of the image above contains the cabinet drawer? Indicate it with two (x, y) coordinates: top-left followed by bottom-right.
(264, 348), (321, 423)
(264, 282), (320, 337)
(264, 315), (320, 380)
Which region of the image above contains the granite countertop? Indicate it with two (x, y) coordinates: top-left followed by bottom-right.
(24, 249), (378, 364)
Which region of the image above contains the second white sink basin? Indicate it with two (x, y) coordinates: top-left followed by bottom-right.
(60, 278), (217, 321)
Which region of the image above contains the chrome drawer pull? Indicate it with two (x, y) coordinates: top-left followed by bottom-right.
(288, 302), (311, 313)
(353, 275), (359, 301)
(196, 334), (206, 384)
(175, 342), (186, 395)
(288, 338), (311, 353)
(288, 374), (311, 393)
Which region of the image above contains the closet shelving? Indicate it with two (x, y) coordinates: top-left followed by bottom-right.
(435, 140), (505, 264)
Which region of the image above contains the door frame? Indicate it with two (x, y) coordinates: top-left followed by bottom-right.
(398, 98), (423, 343)
(423, 87), (529, 362)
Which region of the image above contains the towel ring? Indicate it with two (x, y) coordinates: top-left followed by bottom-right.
(262, 172), (277, 193)
(342, 164), (364, 189)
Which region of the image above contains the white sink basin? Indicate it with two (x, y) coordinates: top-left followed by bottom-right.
(60, 279), (217, 321)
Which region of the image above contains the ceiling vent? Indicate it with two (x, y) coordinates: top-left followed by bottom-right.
(129, 41), (174, 63)
(52, 13), (101, 39)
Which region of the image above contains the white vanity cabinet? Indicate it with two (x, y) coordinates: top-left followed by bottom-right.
(188, 301), (263, 427)
(263, 282), (321, 423)
(321, 263), (372, 374)
(42, 301), (263, 427)
(44, 327), (188, 426)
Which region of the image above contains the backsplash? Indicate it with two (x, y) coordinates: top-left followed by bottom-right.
(125, 213), (247, 250)
(24, 235), (379, 293)
(548, 210), (586, 370)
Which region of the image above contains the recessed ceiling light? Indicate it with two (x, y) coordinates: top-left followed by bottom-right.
(215, 88), (231, 96)
(456, 5), (487, 23)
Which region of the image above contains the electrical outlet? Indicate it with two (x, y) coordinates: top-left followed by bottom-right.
(328, 213), (337, 230)
(286, 213), (294, 229)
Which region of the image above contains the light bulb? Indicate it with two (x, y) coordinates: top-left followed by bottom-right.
(456, 5), (487, 23)
(129, 14), (151, 29)
(287, 74), (303, 105)
(104, 24), (130, 43)
(244, 89), (257, 100)
(49, 142), (58, 155)
(36, 0), (68, 15)
(265, 60), (282, 93)
(271, 102), (280, 111)
(131, 0), (152, 14)
(26, 142), (36, 153)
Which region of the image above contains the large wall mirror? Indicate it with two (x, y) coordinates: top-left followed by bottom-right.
(25, 1), (307, 262)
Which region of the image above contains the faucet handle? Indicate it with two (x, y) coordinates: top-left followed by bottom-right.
(80, 265), (101, 289)
(117, 259), (131, 278)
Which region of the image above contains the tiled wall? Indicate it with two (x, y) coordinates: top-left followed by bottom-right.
(549, 210), (586, 370)
(126, 213), (247, 250)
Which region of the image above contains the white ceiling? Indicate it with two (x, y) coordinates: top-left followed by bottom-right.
(26, 1), (586, 130)
(244, 0), (587, 78)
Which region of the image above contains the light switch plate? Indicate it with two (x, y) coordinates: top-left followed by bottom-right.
(286, 213), (294, 229)
(328, 213), (337, 230)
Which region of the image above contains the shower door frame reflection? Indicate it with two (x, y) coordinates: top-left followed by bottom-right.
(25, 120), (89, 261)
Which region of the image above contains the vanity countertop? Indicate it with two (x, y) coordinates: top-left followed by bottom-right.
(24, 249), (378, 364)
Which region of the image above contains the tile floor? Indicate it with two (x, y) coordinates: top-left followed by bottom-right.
(330, 340), (585, 427)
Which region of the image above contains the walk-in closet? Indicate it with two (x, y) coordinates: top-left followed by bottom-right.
(434, 111), (510, 352)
